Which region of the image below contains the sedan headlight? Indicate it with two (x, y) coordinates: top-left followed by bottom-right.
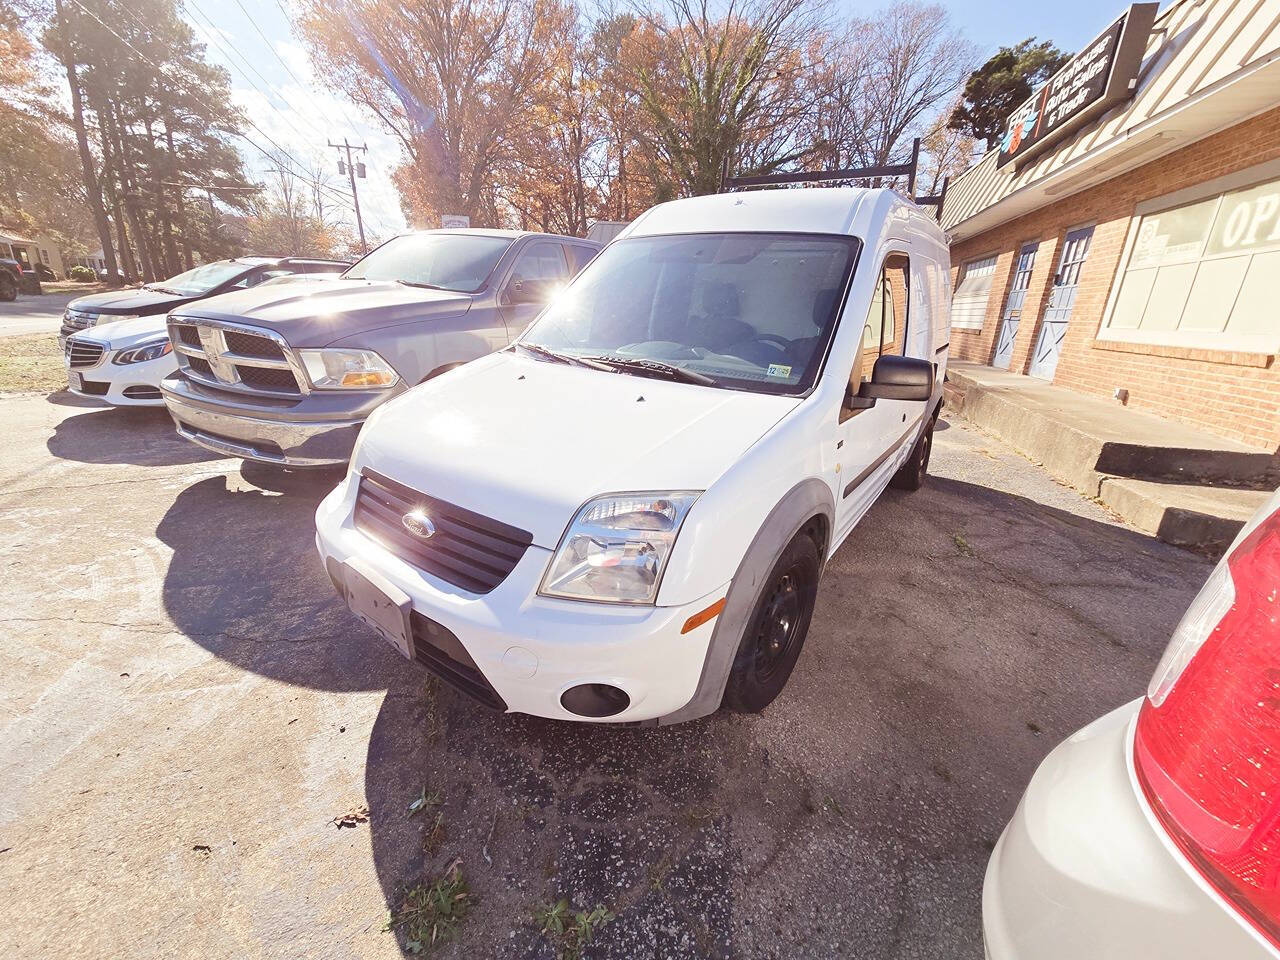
(112, 338), (172, 365)
(298, 348), (399, 389)
(539, 492), (701, 604)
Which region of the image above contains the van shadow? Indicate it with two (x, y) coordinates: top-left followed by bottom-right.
(47, 405), (220, 466)
(359, 475), (1211, 959)
(156, 470), (395, 692)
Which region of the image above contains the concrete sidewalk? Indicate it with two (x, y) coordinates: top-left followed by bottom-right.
(944, 362), (1278, 555)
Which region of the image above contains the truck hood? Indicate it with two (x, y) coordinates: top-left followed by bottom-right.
(355, 351), (800, 548)
(69, 287), (194, 316)
(170, 278), (474, 348)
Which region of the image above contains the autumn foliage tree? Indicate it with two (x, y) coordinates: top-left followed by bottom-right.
(299, 0), (979, 230)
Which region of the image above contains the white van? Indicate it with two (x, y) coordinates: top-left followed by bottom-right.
(315, 187), (951, 724)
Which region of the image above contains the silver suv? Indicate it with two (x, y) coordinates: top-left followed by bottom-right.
(160, 229), (599, 466)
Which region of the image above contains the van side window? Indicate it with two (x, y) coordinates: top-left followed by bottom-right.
(858, 253), (909, 382)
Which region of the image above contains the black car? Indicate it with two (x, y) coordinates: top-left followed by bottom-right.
(0, 258), (41, 299)
(59, 256), (350, 342)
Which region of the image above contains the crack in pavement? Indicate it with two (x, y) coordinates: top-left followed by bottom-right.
(0, 615), (342, 646)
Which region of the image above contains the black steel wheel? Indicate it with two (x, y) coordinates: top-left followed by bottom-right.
(890, 412), (936, 491)
(0, 274), (16, 302)
(722, 532), (820, 713)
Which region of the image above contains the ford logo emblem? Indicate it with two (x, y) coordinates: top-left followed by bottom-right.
(401, 511), (436, 540)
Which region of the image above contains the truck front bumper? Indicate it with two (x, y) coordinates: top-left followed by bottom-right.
(161, 374), (396, 467)
(314, 473), (726, 723)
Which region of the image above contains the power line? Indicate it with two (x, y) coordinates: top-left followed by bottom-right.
(182, 0), (328, 146)
(229, 0), (367, 137)
(65, 0), (366, 234)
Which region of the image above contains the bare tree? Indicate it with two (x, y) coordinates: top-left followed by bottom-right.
(805, 2), (975, 182)
(625, 0), (826, 196)
(918, 98), (976, 196)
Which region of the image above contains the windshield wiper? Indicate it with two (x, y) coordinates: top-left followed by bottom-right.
(146, 284), (183, 295)
(510, 342), (613, 371)
(394, 278), (448, 290)
(585, 355), (716, 386)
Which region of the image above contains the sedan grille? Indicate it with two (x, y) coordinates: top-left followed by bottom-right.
(354, 469), (533, 595)
(169, 319), (303, 396)
(66, 339), (105, 368)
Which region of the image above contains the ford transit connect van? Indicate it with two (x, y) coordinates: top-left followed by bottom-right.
(315, 188), (951, 724)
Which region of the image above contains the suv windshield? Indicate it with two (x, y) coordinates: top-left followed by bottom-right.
(344, 233), (513, 293)
(151, 260), (252, 296)
(519, 232), (860, 395)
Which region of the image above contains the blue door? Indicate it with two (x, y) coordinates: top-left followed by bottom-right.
(992, 242), (1037, 369)
(1028, 226), (1093, 380)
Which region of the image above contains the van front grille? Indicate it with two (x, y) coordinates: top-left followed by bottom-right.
(353, 470), (533, 595)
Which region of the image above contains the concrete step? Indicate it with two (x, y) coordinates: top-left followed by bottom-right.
(1097, 478), (1271, 555)
(944, 362), (1278, 556)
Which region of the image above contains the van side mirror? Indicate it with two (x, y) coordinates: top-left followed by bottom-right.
(850, 355), (934, 408)
(505, 277), (555, 305)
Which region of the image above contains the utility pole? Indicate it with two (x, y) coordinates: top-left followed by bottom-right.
(329, 138), (368, 255)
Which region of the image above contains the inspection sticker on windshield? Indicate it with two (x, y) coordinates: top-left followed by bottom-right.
(766, 363), (793, 379)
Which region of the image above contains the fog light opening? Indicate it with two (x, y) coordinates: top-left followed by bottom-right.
(561, 683), (630, 718)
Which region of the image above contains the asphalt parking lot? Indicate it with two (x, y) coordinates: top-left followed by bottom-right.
(0, 390), (1211, 959)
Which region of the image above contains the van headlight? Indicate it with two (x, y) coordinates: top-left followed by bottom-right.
(298, 348), (399, 389)
(539, 492), (701, 604)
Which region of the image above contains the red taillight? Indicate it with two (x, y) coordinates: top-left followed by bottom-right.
(1135, 506), (1280, 943)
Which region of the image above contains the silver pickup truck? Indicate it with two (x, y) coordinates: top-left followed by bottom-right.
(161, 229), (599, 467)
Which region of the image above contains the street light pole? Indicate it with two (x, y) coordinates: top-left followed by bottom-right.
(329, 138), (369, 255)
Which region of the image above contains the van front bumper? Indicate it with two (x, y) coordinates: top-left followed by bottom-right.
(161, 374), (395, 467)
(314, 473), (725, 723)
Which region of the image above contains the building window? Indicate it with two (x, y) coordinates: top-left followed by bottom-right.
(1101, 168), (1280, 354)
(951, 255), (997, 330)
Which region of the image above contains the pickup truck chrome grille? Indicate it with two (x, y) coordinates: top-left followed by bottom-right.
(65, 338), (105, 368)
(354, 469), (534, 595)
(168, 319), (305, 397)
(60, 309), (98, 339)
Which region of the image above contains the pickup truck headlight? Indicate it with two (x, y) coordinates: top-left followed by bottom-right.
(112, 338), (172, 365)
(539, 492), (701, 604)
(298, 348), (399, 389)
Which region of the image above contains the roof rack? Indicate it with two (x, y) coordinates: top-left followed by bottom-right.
(722, 138), (920, 195)
(719, 137), (944, 221)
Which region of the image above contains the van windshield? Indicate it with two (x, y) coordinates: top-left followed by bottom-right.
(344, 233), (513, 293)
(518, 232), (860, 394)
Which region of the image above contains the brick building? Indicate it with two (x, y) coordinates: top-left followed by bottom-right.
(939, 0), (1280, 451)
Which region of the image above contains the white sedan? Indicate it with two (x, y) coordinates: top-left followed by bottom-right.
(64, 316), (175, 406)
(985, 487), (1280, 958)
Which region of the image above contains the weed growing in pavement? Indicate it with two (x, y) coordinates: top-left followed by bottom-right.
(532, 898), (615, 960)
(407, 785), (444, 817)
(421, 811), (446, 855)
(385, 859), (471, 954)
(422, 676), (442, 743)
(952, 533), (976, 557)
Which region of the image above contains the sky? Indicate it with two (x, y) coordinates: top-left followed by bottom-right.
(189, 0), (1142, 239)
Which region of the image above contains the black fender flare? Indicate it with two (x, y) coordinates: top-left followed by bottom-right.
(654, 477), (835, 725)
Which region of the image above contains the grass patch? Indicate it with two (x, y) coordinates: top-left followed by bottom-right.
(533, 899), (615, 960)
(385, 859), (472, 954)
(0, 334), (65, 393)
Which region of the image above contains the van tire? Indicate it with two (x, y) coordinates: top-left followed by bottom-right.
(0, 275), (16, 302)
(721, 532), (820, 714)
(890, 412), (936, 492)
